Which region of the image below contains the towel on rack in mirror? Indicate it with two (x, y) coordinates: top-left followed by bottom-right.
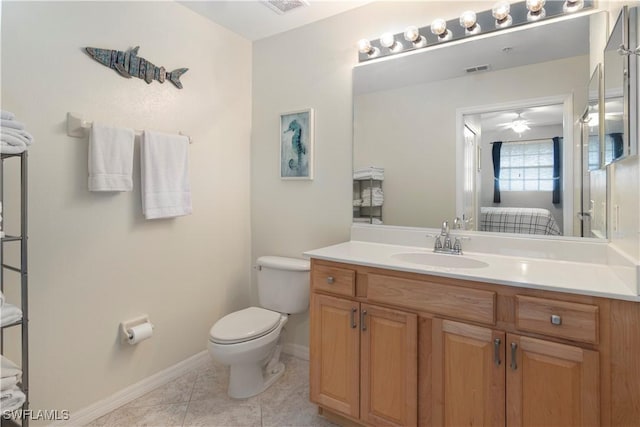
(0, 303), (22, 327)
(88, 123), (135, 192)
(141, 130), (192, 220)
(0, 111), (34, 154)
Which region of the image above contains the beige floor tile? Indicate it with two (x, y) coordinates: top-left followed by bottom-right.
(102, 402), (188, 427)
(85, 353), (332, 427)
(182, 396), (261, 427)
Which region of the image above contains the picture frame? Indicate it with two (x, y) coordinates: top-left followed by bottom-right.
(280, 108), (314, 180)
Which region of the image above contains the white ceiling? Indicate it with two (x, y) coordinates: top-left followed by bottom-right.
(179, 0), (373, 41)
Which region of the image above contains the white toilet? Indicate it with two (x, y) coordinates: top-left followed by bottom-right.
(207, 256), (310, 399)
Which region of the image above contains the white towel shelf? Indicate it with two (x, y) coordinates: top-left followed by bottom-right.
(66, 112), (193, 144)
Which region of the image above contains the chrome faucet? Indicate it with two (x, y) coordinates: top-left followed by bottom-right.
(433, 219), (463, 255)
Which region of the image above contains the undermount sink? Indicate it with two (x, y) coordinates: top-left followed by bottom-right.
(391, 252), (489, 269)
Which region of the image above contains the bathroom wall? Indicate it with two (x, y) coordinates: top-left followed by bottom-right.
(251, 0), (543, 354)
(1, 0), (251, 418)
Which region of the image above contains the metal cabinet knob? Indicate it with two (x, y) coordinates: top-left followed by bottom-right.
(550, 314), (562, 325)
(326, 276), (335, 284)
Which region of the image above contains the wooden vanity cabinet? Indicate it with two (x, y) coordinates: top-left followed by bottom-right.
(309, 259), (639, 427)
(310, 276), (418, 426)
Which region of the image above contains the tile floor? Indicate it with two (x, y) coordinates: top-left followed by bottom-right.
(86, 354), (337, 427)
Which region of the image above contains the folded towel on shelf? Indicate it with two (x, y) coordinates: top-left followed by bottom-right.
(0, 111), (15, 121)
(141, 130), (192, 219)
(0, 376), (18, 392)
(1, 356), (22, 383)
(0, 119), (24, 131)
(353, 217), (383, 225)
(0, 387), (26, 414)
(353, 166), (384, 181)
(2, 127), (34, 145)
(0, 304), (22, 327)
(0, 142), (25, 155)
(88, 122), (135, 192)
(1, 132), (29, 151)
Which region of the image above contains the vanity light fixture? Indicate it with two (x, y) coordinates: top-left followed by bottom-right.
(617, 43), (640, 57)
(492, 1), (513, 28)
(563, 0), (584, 13)
(357, 39), (379, 58)
(526, 0), (546, 22)
(355, 0), (594, 63)
(404, 26), (427, 48)
(460, 11), (482, 35)
(380, 32), (402, 52)
(431, 18), (453, 42)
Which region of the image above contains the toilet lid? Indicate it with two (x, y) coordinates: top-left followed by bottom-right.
(210, 307), (282, 344)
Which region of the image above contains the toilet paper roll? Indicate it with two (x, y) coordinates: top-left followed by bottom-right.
(127, 322), (153, 345)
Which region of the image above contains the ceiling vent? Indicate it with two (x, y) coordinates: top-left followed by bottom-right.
(466, 64), (490, 73)
(261, 0), (310, 15)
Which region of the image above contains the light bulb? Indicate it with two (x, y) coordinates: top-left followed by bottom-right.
(357, 38), (378, 57)
(459, 10), (481, 35)
(380, 32), (401, 51)
(431, 18), (452, 42)
(403, 26), (426, 47)
(492, 1), (513, 28)
(526, 0), (546, 21)
(526, 0), (545, 12)
(563, 0), (584, 13)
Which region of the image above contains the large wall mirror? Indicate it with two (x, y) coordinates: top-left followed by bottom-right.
(353, 10), (607, 239)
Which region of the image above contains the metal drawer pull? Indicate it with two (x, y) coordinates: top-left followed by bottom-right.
(361, 310), (368, 331)
(350, 308), (357, 329)
(550, 314), (562, 325)
(494, 338), (502, 366)
(510, 342), (518, 370)
(326, 276), (335, 284)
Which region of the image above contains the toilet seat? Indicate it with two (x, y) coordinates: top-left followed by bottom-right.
(210, 307), (282, 344)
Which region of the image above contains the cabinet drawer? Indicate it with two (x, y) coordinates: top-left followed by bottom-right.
(312, 265), (356, 297)
(515, 295), (599, 344)
(367, 274), (496, 324)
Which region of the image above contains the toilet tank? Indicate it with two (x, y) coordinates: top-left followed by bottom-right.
(256, 256), (310, 314)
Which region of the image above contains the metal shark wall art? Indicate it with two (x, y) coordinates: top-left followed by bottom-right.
(85, 46), (188, 89)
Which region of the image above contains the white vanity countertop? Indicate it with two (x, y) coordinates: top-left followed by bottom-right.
(304, 241), (640, 302)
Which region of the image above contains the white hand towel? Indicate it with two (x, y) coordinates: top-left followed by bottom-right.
(0, 119), (24, 131)
(0, 111), (15, 121)
(89, 123), (135, 192)
(1, 356), (22, 382)
(0, 304), (22, 327)
(141, 130), (192, 219)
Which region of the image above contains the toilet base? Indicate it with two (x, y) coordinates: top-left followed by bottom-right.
(228, 361), (285, 399)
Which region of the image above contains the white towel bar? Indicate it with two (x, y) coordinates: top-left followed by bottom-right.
(66, 112), (193, 144)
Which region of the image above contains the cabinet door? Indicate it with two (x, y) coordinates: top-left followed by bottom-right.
(309, 294), (360, 418)
(360, 303), (417, 427)
(506, 334), (600, 427)
(432, 319), (506, 427)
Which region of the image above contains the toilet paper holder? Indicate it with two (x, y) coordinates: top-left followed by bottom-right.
(120, 314), (154, 343)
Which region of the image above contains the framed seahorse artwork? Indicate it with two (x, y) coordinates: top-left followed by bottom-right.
(280, 108), (314, 180)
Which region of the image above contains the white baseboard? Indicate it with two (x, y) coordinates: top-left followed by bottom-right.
(282, 343), (309, 361)
(51, 350), (210, 427)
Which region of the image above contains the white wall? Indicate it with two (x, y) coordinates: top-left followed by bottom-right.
(1, 0), (251, 417)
